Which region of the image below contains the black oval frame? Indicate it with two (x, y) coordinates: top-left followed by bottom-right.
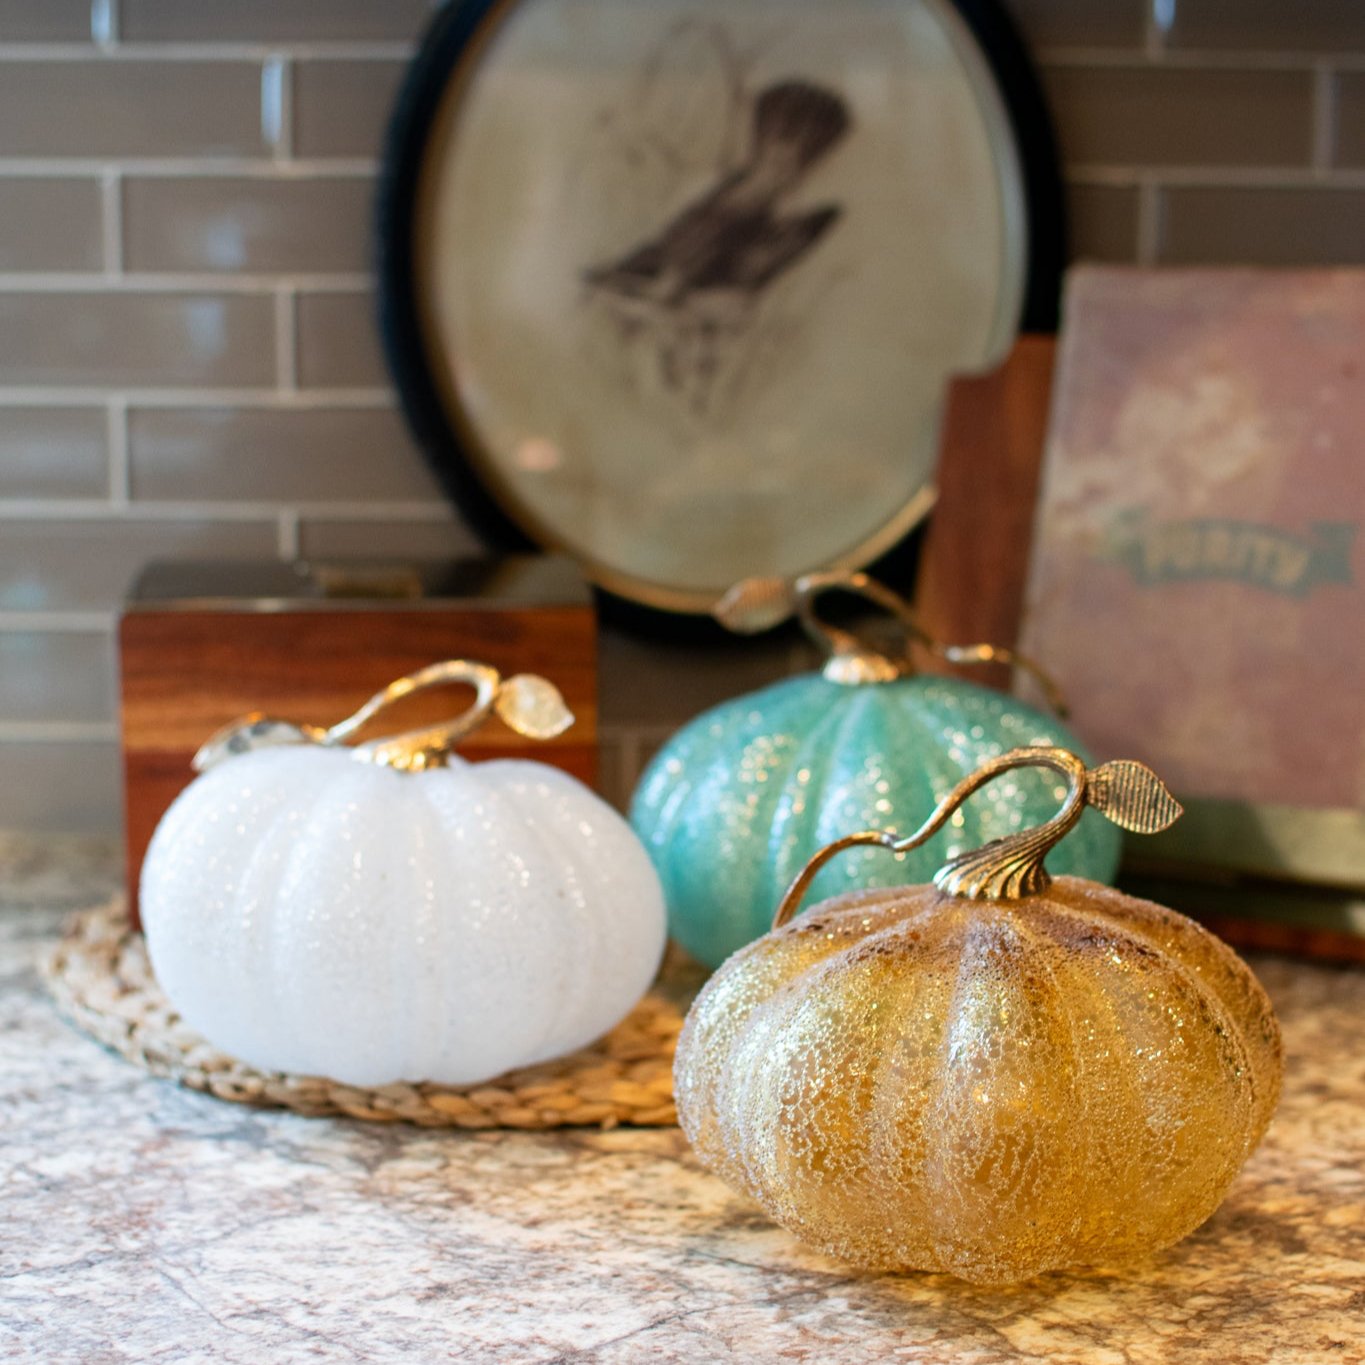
(375, 0), (1065, 626)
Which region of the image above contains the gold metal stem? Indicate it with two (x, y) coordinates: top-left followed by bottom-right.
(713, 569), (1069, 714)
(192, 660), (574, 775)
(772, 746), (1183, 926)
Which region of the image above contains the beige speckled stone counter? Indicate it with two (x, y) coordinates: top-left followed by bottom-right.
(3, 835), (1362, 1364)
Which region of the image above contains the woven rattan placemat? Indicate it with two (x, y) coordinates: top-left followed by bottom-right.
(42, 899), (702, 1129)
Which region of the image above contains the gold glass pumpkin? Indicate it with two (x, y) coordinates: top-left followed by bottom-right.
(674, 747), (1283, 1286)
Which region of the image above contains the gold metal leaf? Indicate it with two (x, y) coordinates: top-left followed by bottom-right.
(1087, 760), (1183, 834)
(712, 577), (798, 633)
(494, 674), (574, 739)
(191, 714), (321, 772)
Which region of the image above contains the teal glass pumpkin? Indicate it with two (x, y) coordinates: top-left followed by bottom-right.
(630, 574), (1122, 967)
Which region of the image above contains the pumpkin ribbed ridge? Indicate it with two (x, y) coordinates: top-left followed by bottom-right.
(142, 748), (666, 1087)
(674, 878), (1282, 1285)
(632, 675), (1122, 967)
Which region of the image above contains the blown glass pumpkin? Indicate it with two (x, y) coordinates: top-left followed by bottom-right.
(142, 661), (667, 1088)
(674, 746), (1283, 1286)
(632, 572), (1121, 966)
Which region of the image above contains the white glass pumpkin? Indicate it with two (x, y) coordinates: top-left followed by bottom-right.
(141, 661), (667, 1087)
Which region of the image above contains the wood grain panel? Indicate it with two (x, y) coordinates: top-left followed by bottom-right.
(914, 335), (1057, 690)
(120, 604), (596, 925)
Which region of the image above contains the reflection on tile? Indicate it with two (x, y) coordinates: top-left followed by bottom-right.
(1334, 74), (1365, 169)
(296, 292), (388, 388)
(296, 516), (481, 559)
(0, 61), (265, 158)
(1042, 66), (1313, 167)
(129, 407), (442, 501)
(0, 519), (277, 612)
(293, 60), (408, 159)
(0, 293), (275, 387)
(1158, 186), (1365, 265)
(0, 179), (102, 272)
(1067, 185), (1140, 263)
(0, 741), (121, 834)
(122, 0), (432, 43)
(0, 0), (91, 41)
(1166, 0), (1365, 52)
(0, 632), (114, 723)
(0, 409), (107, 498)
(1003, 0), (1146, 49)
(124, 177), (374, 274)
(598, 623), (806, 730)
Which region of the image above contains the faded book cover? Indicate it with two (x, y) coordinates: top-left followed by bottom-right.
(1017, 267), (1363, 883)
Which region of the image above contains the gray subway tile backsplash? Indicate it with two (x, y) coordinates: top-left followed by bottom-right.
(1042, 66), (1314, 168)
(0, 741), (122, 834)
(0, 179), (102, 272)
(128, 406), (442, 502)
(0, 632), (114, 724)
(0, 409), (107, 498)
(1333, 74), (1365, 170)
(0, 0), (92, 43)
(597, 627), (816, 731)
(0, 0), (1362, 833)
(120, 0), (433, 45)
(1066, 185), (1141, 264)
(0, 519), (278, 613)
(293, 60), (409, 159)
(123, 177), (374, 274)
(1166, 0), (1365, 53)
(1004, 0), (1147, 50)
(0, 293), (276, 387)
(0, 62), (267, 159)
(295, 291), (388, 387)
(1158, 186), (1365, 266)
(295, 516), (482, 560)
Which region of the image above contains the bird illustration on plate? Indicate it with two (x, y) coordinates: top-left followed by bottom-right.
(584, 75), (852, 416)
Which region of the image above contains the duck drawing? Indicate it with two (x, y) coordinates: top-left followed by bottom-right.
(585, 78), (851, 312)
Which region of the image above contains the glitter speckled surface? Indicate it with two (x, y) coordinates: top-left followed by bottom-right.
(3, 835), (1363, 1364)
(140, 749), (665, 1086)
(675, 879), (1283, 1284)
(631, 674), (1122, 967)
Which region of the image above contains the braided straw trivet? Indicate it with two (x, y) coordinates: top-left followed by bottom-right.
(42, 898), (704, 1129)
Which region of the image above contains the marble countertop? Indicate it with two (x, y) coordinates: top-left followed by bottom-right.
(2, 834), (1363, 1365)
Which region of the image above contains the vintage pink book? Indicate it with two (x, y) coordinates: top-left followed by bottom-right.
(1017, 267), (1364, 888)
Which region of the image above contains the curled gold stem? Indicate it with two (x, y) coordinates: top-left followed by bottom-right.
(771, 747), (1089, 928)
(794, 570), (1070, 716)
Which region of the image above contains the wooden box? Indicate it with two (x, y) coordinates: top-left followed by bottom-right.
(119, 556), (597, 926)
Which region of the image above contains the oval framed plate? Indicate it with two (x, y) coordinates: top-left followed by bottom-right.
(379, 0), (1063, 617)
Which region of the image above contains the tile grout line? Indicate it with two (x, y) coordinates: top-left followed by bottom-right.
(262, 53), (290, 161)
(0, 499), (458, 521)
(1063, 166), (1365, 189)
(0, 42), (415, 61)
(90, 0), (117, 47)
(0, 613), (115, 632)
(1143, 0), (1165, 61)
(99, 169), (123, 278)
(1311, 63), (1337, 174)
(105, 397), (129, 506)
(1136, 178), (1162, 265)
(0, 159), (378, 178)
(0, 388), (395, 408)
(1037, 48), (1365, 72)
(0, 722), (120, 743)
(275, 286), (298, 391)
(0, 273), (375, 293)
(277, 54), (295, 162)
(276, 509), (301, 559)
